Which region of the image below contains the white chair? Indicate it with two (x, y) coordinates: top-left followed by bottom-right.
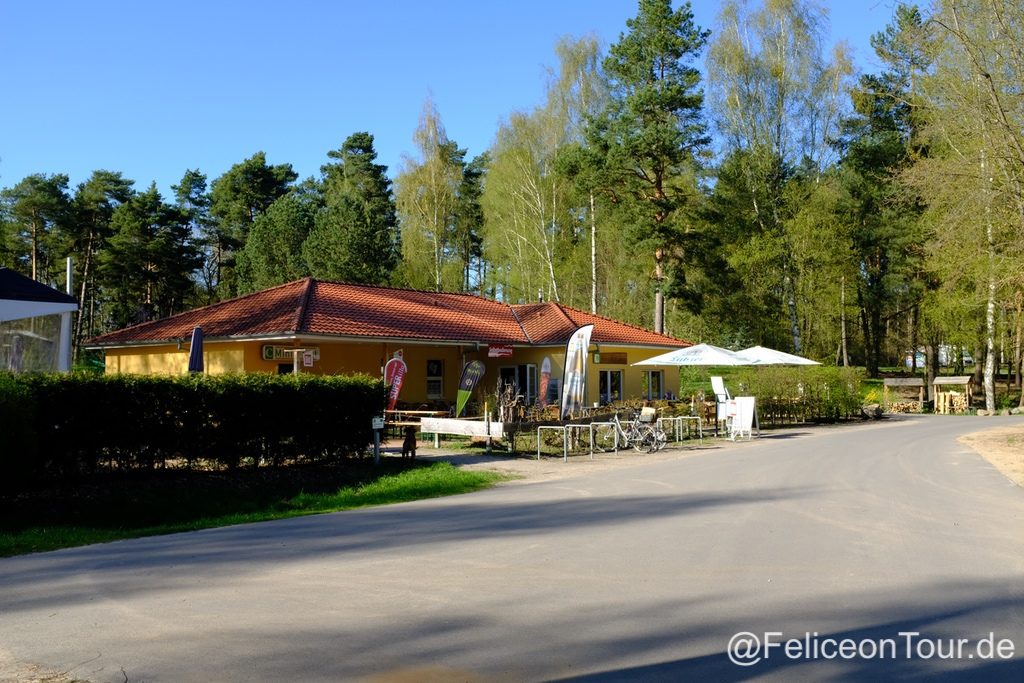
(711, 376), (731, 433)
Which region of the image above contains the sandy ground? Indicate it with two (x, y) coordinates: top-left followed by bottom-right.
(3, 419), (1020, 683)
(959, 423), (1024, 487)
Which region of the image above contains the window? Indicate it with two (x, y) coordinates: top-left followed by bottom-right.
(599, 369), (623, 405)
(643, 370), (665, 400)
(426, 359), (444, 399)
(546, 377), (561, 405)
(499, 364), (538, 405)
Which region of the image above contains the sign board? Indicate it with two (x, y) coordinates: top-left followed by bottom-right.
(729, 396), (756, 440)
(488, 344), (513, 358)
(421, 417), (504, 439)
(371, 416), (385, 430)
(303, 350), (314, 367)
(594, 352), (627, 365)
(261, 345), (320, 361)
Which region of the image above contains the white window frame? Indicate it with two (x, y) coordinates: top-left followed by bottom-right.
(599, 369), (623, 405)
(643, 370), (665, 400)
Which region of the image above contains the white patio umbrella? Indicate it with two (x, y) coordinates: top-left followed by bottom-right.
(738, 345), (820, 366)
(632, 343), (753, 366)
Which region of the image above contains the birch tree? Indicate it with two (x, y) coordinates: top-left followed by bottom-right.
(395, 99), (465, 292)
(904, 0), (1024, 411)
(706, 0), (852, 353)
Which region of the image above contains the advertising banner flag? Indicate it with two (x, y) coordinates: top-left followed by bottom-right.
(560, 324), (594, 420)
(455, 360), (486, 417)
(384, 357), (408, 411)
(538, 356), (552, 408)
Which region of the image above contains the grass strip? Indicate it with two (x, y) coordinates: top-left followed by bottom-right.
(0, 462), (504, 557)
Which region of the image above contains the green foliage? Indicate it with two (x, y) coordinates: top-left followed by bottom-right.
(69, 171), (136, 344)
(395, 100), (467, 292)
(173, 169), (216, 303)
(209, 152), (298, 297)
(0, 173), (72, 282)
(236, 189), (317, 293)
(585, 0), (710, 329)
(0, 373), (36, 489)
(304, 132), (399, 285)
(1, 372), (385, 490)
(100, 183), (203, 328)
(676, 365), (864, 423)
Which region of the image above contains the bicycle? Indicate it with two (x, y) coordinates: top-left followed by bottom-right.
(600, 411), (667, 453)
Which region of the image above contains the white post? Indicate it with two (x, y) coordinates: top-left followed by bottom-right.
(58, 257), (73, 372)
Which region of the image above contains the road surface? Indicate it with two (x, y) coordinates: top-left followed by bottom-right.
(1, 415), (1022, 682)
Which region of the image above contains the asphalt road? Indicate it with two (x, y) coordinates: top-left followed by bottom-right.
(1, 416), (1023, 682)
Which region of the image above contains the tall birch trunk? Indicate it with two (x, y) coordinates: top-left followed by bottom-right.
(590, 191), (597, 314)
(982, 145), (996, 412)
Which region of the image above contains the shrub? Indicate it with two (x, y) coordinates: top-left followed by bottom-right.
(2, 372), (385, 489)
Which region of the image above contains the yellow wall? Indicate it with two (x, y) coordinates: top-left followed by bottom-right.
(103, 340), (680, 406)
(104, 344), (187, 374)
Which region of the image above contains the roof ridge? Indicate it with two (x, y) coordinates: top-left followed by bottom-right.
(424, 292), (527, 341)
(508, 305), (533, 344)
(556, 303), (689, 344)
(550, 301), (578, 328)
(294, 277), (315, 332)
(315, 278), (503, 304)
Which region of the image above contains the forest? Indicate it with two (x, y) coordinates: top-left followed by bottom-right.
(1, 0), (1022, 411)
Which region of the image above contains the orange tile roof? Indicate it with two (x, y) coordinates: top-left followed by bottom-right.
(86, 278), (688, 349)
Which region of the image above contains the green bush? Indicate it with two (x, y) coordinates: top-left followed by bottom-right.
(675, 365), (863, 424)
(1, 372), (385, 488)
(0, 373), (36, 491)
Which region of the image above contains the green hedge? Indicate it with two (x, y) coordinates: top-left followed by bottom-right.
(726, 366), (864, 423)
(1, 372), (385, 489)
(675, 365), (864, 424)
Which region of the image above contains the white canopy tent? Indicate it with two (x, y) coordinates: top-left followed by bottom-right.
(1, 266), (77, 372)
(738, 345), (820, 366)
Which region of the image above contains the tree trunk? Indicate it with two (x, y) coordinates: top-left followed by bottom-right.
(590, 191), (597, 314)
(910, 305), (919, 373)
(1014, 289), (1022, 391)
(653, 247), (664, 334)
(857, 285), (873, 377)
(982, 144), (996, 412)
(784, 272), (801, 354)
(840, 275), (849, 367)
(73, 232), (95, 357)
(925, 343), (938, 401)
(30, 217), (39, 281)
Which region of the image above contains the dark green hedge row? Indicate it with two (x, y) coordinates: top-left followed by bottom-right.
(1, 372), (385, 488)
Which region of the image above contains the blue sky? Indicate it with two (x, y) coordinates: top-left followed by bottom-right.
(1, 1), (899, 197)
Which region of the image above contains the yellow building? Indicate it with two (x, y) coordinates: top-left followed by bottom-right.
(86, 278), (689, 408)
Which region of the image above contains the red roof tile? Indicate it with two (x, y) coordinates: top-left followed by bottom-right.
(86, 279), (688, 349)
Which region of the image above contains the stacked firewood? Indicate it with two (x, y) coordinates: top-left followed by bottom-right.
(935, 391), (969, 414)
(888, 400), (922, 414)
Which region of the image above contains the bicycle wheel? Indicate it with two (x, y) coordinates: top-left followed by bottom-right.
(593, 424), (617, 452)
(632, 426), (651, 453)
(652, 428), (668, 452)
